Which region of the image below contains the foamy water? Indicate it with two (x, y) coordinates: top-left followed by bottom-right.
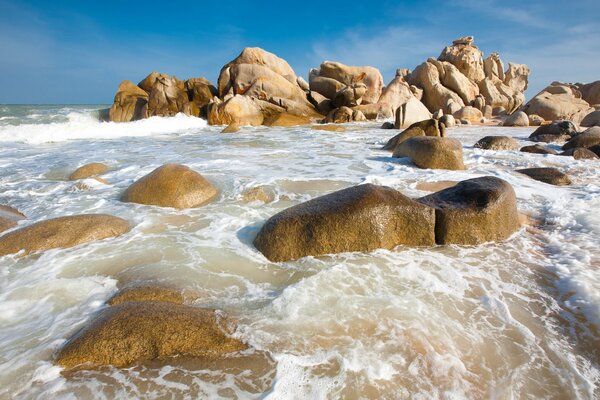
(0, 105), (598, 399)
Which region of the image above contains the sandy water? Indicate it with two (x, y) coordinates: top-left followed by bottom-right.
(0, 105), (598, 399)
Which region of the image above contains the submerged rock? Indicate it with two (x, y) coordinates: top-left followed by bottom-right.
(0, 205), (25, 233)
(311, 124), (346, 132)
(69, 163), (110, 181)
(253, 184), (436, 262)
(393, 137), (465, 170)
(55, 301), (246, 370)
(516, 167), (572, 186)
(107, 284), (190, 306)
(122, 164), (217, 209)
(419, 177), (520, 245)
(519, 144), (558, 155)
(241, 186), (275, 203)
(0, 214), (129, 256)
(474, 136), (519, 150)
(263, 113), (311, 127)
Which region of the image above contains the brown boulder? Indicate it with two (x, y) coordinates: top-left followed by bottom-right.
(581, 110), (600, 127)
(147, 74), (191, 117)
(474, 136), (520, 150)
(69, 163), (110, 181)
(578, 80), (600, 105)
(406, 60), (465, 113)
(438, 36), (485, 83)
(108, 80), (149, 122)
(108, 284), (190, 306)
(529, 120), (578, 143)
(263, 113), (311, 127)
(0, 205), (25, 233)
(308, 75), (346, 100)
(317, 61), (384, 104)
(241, 186), (275, 203)
(419, 176), (520, 245)
(55, 301), (246, 370)
(522, 83), (594, 124)
(503, 111), (529, 127)
(207, 95), (266, 126)
(325, 107), (366, 123)
(516, 167), (571, 186)
(393, 136), (465, 170)
(383, 119), (445, 151)
(394, 97), (433, 128)
(121, 164), (217, 209)
(562, 127), (600, 150)
(0, 214), (129, 257)
(560, 148), (600, 160)
(453, 106), (483, 124)
(519, 145), (558, 155)
(377, 75), (415, 114)
(185, 77), (218, 116)
(253, 184), (436, 262)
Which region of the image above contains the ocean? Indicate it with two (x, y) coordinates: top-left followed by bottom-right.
(0, 105), (598, 399)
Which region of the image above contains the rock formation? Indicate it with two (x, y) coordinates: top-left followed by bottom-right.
(528, 120), (579, 143)
(383, 119), (445, 151)
(392, 137), (465, 170)
(522, 82), (595, 124)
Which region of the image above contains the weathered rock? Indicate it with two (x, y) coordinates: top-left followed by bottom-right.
(253, 184), (436, 261)
(308, 75), (346, 100)
(383, 119), (445, 151)
(438, 36), (485, 83)
(263, 113), (311, 127)
(528, 114), (544, 126)
(185, 77), (218, 115)
(437, 61), (480, 105)
(453, 106), (483, 124)
(108, 285), (189, 306)
(297, 76), (310, 91)
(241, 186), (275, 203)
(529, 120), (578, 143)
(351, 103), (393, 120)
(332, 83), (367, 108)
(519, 144), (558, 155)
(578, 80), (600, 105)
(0, 214), (129, 257)
(317, 61), (384, 104)
(478, 76), (525, 114)
(504, 63), (530, 93)
(439, 114), (456, 128)
(562, 127), (600, 150)
(581, 110), (600, 127)
(0, 205), (25, 233)
(407, 60), (465, 113)
(122, 164), (217, 209)
(503, 111), (529, 127)
(381, 121), (395, 129)
(516, 167), (571, 185)
(207, 95), (265, 126)
(483, 105), (493, 119)
(560, 147), (600, 160)
(472, 95), (485, 111)
(377, 75), (415, 114)
(308, 90), (334, 115)
(325, 107), (366, 123)
(55, 301), (246, 369)
(418, 177), (520, 245)
(69, 163), (110, 181)
(394, 97), (433, 128)
(147, 74), (191, 117)
(474, 136), (520, 150)
(108, 80), (149, 122)
(522, 83), (594, 123)
(393, 137), (465, 170)
(221, 122), (240, 133)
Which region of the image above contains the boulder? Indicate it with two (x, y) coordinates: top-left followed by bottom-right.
(108, 80), (148, 122)
(578, 80), (600, 105)
(69, 163), (110, 181)
(0, 205), (25, 233)
(393, 136), (465, 170)
(474, 136), (520, 150)
(0, 214), (129, 257)
(528, 114), (545, 126)
(472, 95), (485, 111)
(207, 95), (266, 126)
(308, 75), (346, 100)
(483, 105), (493, 119)
(241, 186), (275, 203)
(55, 301), (246, 369)
(121, 164), (217, 209)
(453, 106), (483, 124)
(562, 127), (600, 150)
(308, 90), (334, 115)
(332, 83), (367, 108)
(383, 119), (445, 151)
(221, 122), (240, 133)
(529, 120), (578, 143)
(263, 113), (311, 127)
(381, 121), (395, 129)
(560, 147), (600, 160)
(478, 76), (525, 114)
(377, 75), (415, 114)
(108, 285), (189, 306)
(146, 74), (192, 117)
(522, 83), (594, 123)
(516, 167), (571, 185)
(437, 61), (480, 104)
(297, 77), (310, 91)
(587, 145), (600, 157)
(317, 61), (384, 104)
(325, 107), (366, 123)
(253, 184), (436, 261)
(504, 63), (530, 93)
(394, 97), (433, 128)
(438, 36), (485, 83)
(503, 111), (529, 127)
(581, 110), (600, 127)
(185, 77), (218, 116)
(439, 114), (456, 128)
(351, 103), (394, 119)
(418, 176), (520, 245)
(520, 144), (558, 155)
(407, 60), (465, 113)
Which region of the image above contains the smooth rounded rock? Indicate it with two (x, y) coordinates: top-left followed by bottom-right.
(560, 148), (599, 160)
(562, 127), (600, 150)
(503, 111), (529, 127)
(519, 144), (558, 155)
(516, 167), (571, 186)
(474, 136), (520, 150)
(529, 121), (578, 143)
(69, 163), (110, 181)
(383, 119), (445, 151)
(393, 137), (465, 170)
(581, 110), (600, 127)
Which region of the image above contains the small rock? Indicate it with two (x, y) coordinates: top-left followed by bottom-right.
(241, 187), (275, 203)
(69, 163), (110, 180)
(474, 136), (520, 150)
(381, 121), (395, 129)
(516, 167), (571, 186)
(560, 148), (599, 160)
(519, 144), (558, 155)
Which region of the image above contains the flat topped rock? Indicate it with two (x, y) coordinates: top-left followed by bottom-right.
(393, 136), (465, 170)
(253, 183), (436, 262)
(474, 136), (520, 150)
(122, 164), (217, 209)
(0, 214), (129, 257)
(419, 176), (520, 245)
(55, 301), (246, 370)
(69, 163), (110, 181)
(516, 167), (572, 186)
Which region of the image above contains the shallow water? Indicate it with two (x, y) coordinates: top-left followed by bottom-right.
(0, 106), (598, 399)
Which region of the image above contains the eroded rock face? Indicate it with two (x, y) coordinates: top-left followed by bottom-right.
(438, 37), (485, 83)
(108, 81), (149, 122)
(253, 184), (436, 262)
(55, 301), (246, 370)
(384, 119), (445, 151)
(0, 205), (25, 233)
(121, 164), (217, 209)
(0, 214), (129, 257)
(516, 167), (571, 186)
(522, 82), (594, 124)
(69, 163), (110, 181)
(393, 136), (465, 170)
(474, 136), (520, 151)
(419, 177), (520, 245)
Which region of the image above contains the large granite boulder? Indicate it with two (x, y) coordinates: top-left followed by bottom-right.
(332, 83), (367, 108)
(394, 97), (433, 128)
(561, 147), (600, 160)
(185, 77), (218, 116)
(207, 95), (271, 126)
(0, 214), (129, 257)
(314, 61), (384, 104)
(520, 144), (558, 155)
(393, 136), (465, 170)
(383, 119), (445, 151)
(69, 163), (110, 181)
(147, 74), (192, 117)
(324, 106), (366, 123)
(528, 120), (579, 143)
(474, 136), (520, 150)
(438, 36), (485, 83)
(516, 167), (571, 186)
(0, 205), (25, 233)
(253, 184), (436, 261)
(122, 164), (217, 209)
(503, 111), (529, 127)
(406, 60), (465, 113)
(377, 75), (416, 115)
(453, 106), (483, 124)
(56, 301), (246, 369)
(522, 82), (594, 124)
(108, 80), (149, 122)
(419, 177), (520, 245)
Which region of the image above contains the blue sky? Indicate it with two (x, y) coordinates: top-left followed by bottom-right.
(0, 0), (598, 104)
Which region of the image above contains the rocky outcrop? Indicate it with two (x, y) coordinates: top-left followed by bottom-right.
(522, 82), (595, 124)
(529, 120), (579, 143)
(69, 163), (110, 181)
(393, 137), (465, 170)
(0, 214), (129, 256)
(438, 36), (485, 83)
(578, 80), (600, 106)
(253, 184), (436, 261)
(383, 119), (445, 151)
(516, 167), (572, 186)
(474, 136), (520, 150)
(312, 61), (384, 105)
(121, 164), (217, 209)
(146, 73), (192, 117)
(0, 205), (25, 233)
(108, 81), (149, 122)
(56, 301), (246, 369)
(418, 176), (520, 245)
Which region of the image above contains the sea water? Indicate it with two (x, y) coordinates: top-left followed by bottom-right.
(0, 105), (598, 399)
